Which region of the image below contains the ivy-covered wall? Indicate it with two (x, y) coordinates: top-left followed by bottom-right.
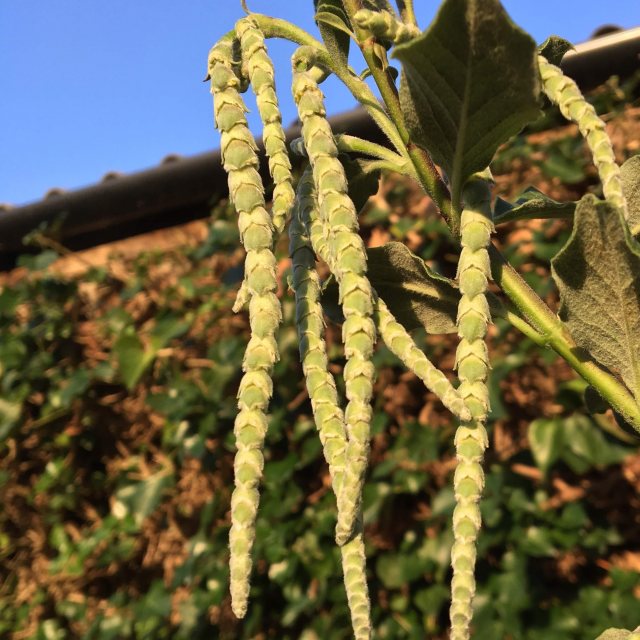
(1, 90), (640, 640)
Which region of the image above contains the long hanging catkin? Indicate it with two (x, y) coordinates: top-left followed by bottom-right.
(374, 297), (471, 422)
(538, 54), (627, 214)
(292, 47), (377, 547)
(449, 176), (493, 640)
(208, 37), (281, 619)
(291, 167), (371, 639)
(236, 16), (295, 233)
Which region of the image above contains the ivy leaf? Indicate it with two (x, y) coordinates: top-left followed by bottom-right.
(494, 187), (576, 224)
(538, 35), (574, 66)
(528, 417), (564, 476)
(393, 0), (540, 209)
(114, 315), (191, 389)
(112, 471), (175, 528)
(114, 334), (153, 390)
(314, 0), (352, 69)
(621, 154), (640, 236)
(551, 195), (640, 403)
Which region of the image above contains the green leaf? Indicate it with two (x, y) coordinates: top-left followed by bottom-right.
(562, 415), (629, 468)
(113, 333), (153, 390)
(528, 417), (564, 475)
(149, 315), (190, 352)
(314, 0), (352, 69)
(494, 187), (576, 224)
(551, 196), (640, 402)
(393, 0), (540, 209)
(620, 154), (640, 236)
(112, 471), (174, 527)
(114, 315), (190, 389)
(16, 250), (59, 271)
(341, 155), (381, 212)
(538, 35), (574, 66)
(0, 398), (22, 440)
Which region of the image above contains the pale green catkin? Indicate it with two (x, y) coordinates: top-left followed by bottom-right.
(449, 177), (493, 640)
(299, 161), (470, 423)
(292, 50), (377, 547)
(292, 167), (371, 640)
(538, 54), (627, 215)
(353, 9), (420, 44)
(374, 297), (472, 422)
(208, 38), (281, 619)
(236, 16), (295, 233)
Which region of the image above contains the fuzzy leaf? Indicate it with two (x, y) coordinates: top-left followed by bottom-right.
(621, 154), (640, 236)
(341, 155), (381, 212)
(551, 195), (640, 402)
(323, 241), (460, 333)
(314, 0), (352, 69)
(363, 242), (461, 333)
(494, 187), (576, 224)
(538, 35), (574, 66)
(393, 0), (540, 209)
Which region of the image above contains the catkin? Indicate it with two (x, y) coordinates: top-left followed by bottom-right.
(353, 9), (420, 44)
(291, 167), (371, 639)
(236, 16), (295, 233)
(538, 54), (627, 215)
(449, 177), (493, 640)
(208, 37), (281, 619)
(374, 297), (472, 422)
(292, 49), (377, 547)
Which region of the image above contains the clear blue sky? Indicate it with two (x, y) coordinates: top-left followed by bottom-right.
(1, 1), (638, 206)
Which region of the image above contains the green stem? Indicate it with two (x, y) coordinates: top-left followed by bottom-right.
(335, 134), (408, 164)
(489, 244), (640, 432)
(342, 0), (457, 234)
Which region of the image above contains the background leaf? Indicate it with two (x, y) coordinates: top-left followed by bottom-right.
(528, 417), (564, 475)
(393, 0), (540, 208)
(551, 196), (640, 402)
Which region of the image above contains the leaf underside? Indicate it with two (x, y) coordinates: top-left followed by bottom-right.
(393, 0), (540, 209)
(621, 154), (640, 236)
(551, 195), (640, 403)
(314, 0), (352, 69)
(494, 187), (576, 224)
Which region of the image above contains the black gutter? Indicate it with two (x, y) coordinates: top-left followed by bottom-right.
(0, 107), (383, 269)
(1, 26), (639, 269)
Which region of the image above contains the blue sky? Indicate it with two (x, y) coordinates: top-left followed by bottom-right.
(1, 1), (638, 206)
